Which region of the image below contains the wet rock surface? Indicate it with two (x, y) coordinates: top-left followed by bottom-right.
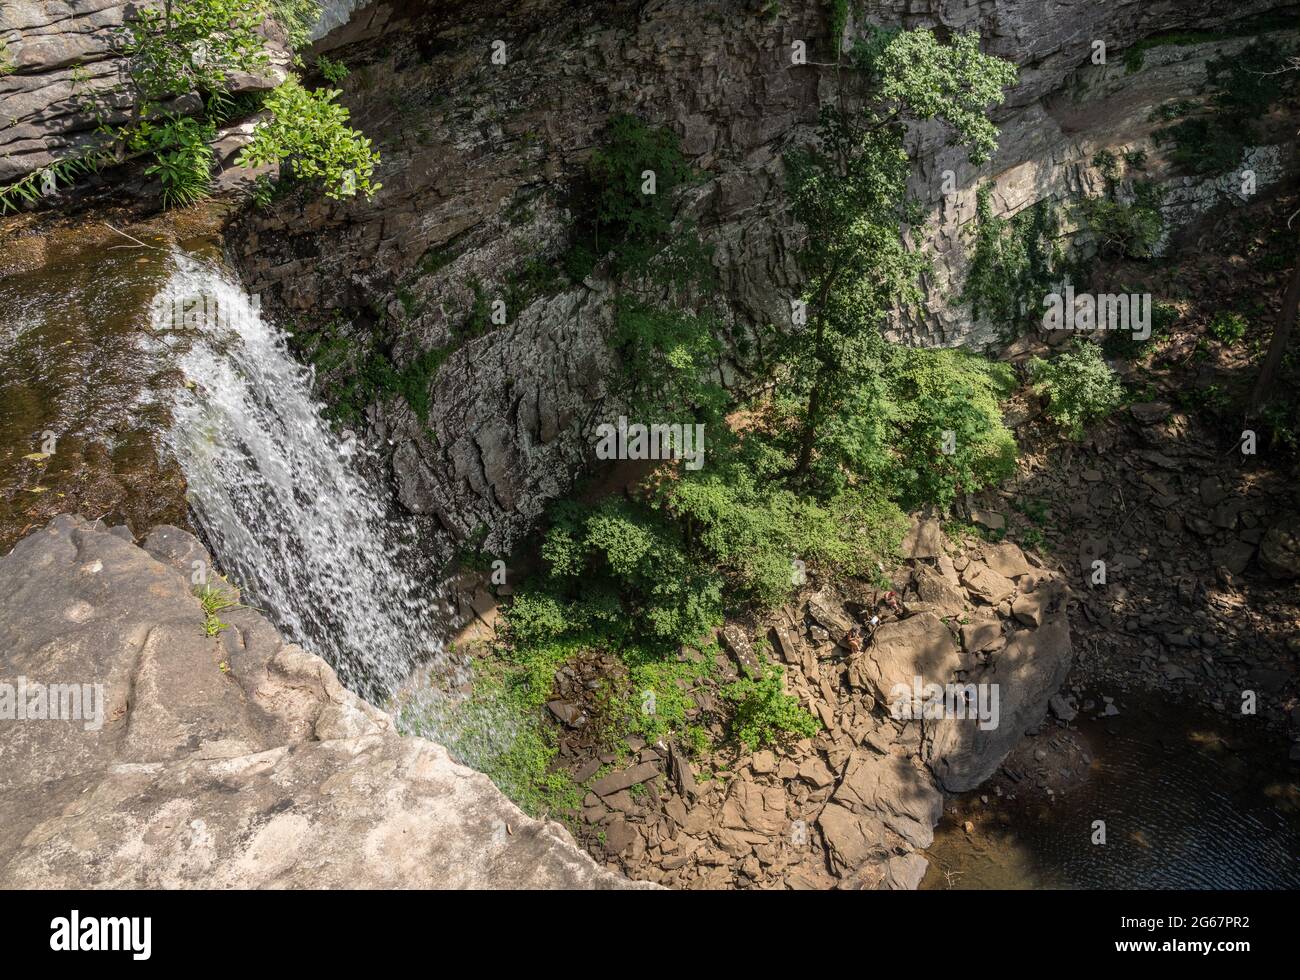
(0, 515), (640, 888)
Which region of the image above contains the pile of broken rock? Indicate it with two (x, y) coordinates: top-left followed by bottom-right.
(578, 518), (1074, 889)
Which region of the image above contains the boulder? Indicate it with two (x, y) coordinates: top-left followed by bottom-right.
(983, 541), (1031, 579)
(831, 752), (943, 850)
(720, 780), (787, 836)
(960, 561), (1017, 604)
(817, 802), (885, 872)
(927, 613), (1074, 792)
(0, 516), (642, 889)
(1260, 519), (1300, 578)
(911, 564), (969, 620)
(853, 612), (963, 707)
(806, 594), (855, 646)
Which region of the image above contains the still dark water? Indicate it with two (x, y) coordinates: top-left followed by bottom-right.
(922, 694), (1300, 888)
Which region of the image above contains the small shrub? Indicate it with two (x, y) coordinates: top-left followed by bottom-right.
(1029, 340), (1124, 439)
(195, 582), (241, 637)
(315, 54), (349, 83)
(141, 116), (216, 207)
(1208, 311), (1248, 345)
(1075, 180), (1164, 260)
(563, 114), (696, 281)
(721, 663), (820, 750)
(237, 78), (381, 200)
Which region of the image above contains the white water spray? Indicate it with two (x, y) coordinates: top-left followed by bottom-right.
(158, 254), (453, 703)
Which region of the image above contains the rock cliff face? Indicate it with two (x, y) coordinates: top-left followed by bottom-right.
(5, 1), (1295, 552)
(220, 0), (1295, 552)
(0, 2), (290, 186)
(0, 515), (640, 888)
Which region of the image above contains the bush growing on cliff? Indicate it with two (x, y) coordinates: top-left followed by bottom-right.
(722, 662), (820, 750)
(765, 343), (1018, 510)
(0, 0), (377, 213)
(237, 78), (381, 199)
(514, 498), (725, 650)
(564, 114), (698, 281)
(1029, 339), (1124, 439)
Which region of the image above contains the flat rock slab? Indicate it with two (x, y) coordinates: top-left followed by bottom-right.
(0, 516), (644, 889)
(721, 780), (788, 836)
(831, 752), (942, 850)
(590, 762), (661, 797)
(854, 612), (962, 707)
(960, 561), (1017, 604)
(912, 564), (969, 620)
(982, 541), (1031, 579)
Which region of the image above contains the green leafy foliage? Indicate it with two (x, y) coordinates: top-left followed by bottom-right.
(661, 440), (908, 607)
(876, 346), (1018, 508)
(611, 299), (727, 424)
(722, 663), (821, 750)
(869, 31), (1019, 166)
(962, 183), (1067, 332)
(563, 114), (698, 281)
(0, 0), (372, 212)
(141, 116), (216, 207)
(527, 498), (725, 650)
(1208, 310), (1249, 345)
(1029, 339), (1124, 439)
(237, 78), (381, 199)
(263, 0), (323, 51)
(1075, 152), (1165, 260)
(120, 0), (268, 104)
(315, 54), (349, 84)
(784, 30), (1016, 477)
(0, 147), (119, 214)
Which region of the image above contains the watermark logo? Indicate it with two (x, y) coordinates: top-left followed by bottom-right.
(1042, 285), (1151, 340)
(594, 416), (706, 471)
(0, 677), (104, 731)
(888, 676), (1000, 730)
(50, 911), (150, 960)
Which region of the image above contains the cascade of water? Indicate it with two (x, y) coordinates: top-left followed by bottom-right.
(158, 253), (453, 703)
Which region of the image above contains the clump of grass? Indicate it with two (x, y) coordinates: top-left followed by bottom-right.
(195, 582), (241, 638)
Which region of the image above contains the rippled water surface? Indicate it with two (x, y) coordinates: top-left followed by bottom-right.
(923, 696), (1300, 889)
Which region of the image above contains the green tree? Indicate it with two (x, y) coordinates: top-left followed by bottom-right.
(785, 30), (1017, 479)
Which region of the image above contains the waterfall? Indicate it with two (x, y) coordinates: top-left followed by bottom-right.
(157, 253), (453, 704)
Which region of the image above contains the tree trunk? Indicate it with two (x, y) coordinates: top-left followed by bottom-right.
(1251, 236), (1300, 413)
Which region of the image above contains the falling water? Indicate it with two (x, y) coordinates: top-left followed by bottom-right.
(158, 252), (454, 704)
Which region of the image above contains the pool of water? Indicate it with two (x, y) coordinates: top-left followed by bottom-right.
(922, 693), (1300, 889)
